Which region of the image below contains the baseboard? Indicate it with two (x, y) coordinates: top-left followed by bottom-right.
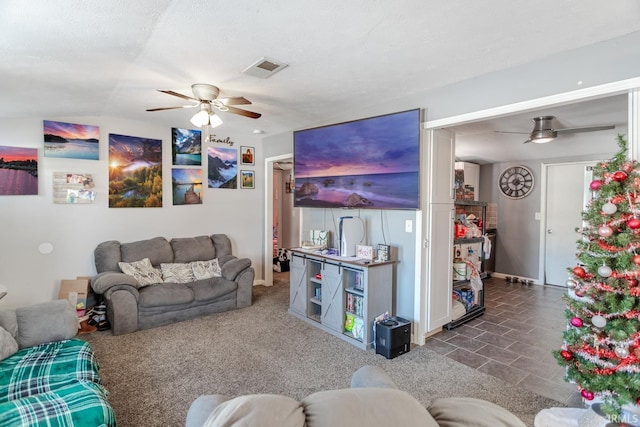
(489, 272), (539, 285)
(253, 279), (267, 287)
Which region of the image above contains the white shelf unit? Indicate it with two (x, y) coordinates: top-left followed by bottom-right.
(289, 250), (394, 350)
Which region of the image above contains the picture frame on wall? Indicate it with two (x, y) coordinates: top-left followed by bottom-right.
(241, 170), (255, 189)
(240, 146), (255, 165)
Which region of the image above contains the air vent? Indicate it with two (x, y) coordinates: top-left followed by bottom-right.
(242, 57), (288, 79)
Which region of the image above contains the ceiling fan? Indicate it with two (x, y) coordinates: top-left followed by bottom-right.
(495, 115), (615, 144)
(146, 83), (261, 128)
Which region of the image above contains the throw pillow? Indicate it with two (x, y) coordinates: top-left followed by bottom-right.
(191, 259), (222, 280)
(118, 258), (163, 286)
(15, 300), (78, 349)
(0, 326), (18, 361)
(161, 263), (195, 283)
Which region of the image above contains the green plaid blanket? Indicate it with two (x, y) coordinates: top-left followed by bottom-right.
(0, 339), (116, 426)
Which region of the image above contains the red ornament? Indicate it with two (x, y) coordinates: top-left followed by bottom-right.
(628, 279), (639, 287)
(634, 255), (640, 266)
(611, 195), (625, 204)
(590, 180), (603, 191)
(573, 266), (586, 278)
(637, 396), (640, 405)
(570, 317), (584, 328)
(613, 171), (628, 182)
(560, 350), (573, 361)
(629, 218), (640, 230)
(581, 389), (595, 400)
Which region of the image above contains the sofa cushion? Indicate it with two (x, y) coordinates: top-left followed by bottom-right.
(161, 263), (196, 283)
(138, 283), (194, 307)
(186, 278), (237, 302)
(302, 388), (438, 427)
(121, 236), (173, 265)
(94, 240), (122, 273)
(203, 394), (305, 427)
(0, 308), (18, 338)
(15, 300), (78, 349)
(211, 234), (233, 258)
(428, 397), (527, 427)
(172, 236), (216, 263)
(191, 259), (222, 280)
(119, 258), (164, 286)
(0, 327), (18, 361)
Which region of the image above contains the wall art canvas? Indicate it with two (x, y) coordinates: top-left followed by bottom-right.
(43, 120), (99, 160)
(240, 146), (254, 165)
(207, 146), (237, 189)
(108, 133), (162, 208)
(241, 170), (254, 189)
(172, 127), (201, 166)
(172, 168), (203, 205)
(0, 145), (38, 195)
(53, 172), (96, 204)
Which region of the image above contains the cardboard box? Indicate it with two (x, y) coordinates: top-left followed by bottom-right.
(59, 278), (93, 317)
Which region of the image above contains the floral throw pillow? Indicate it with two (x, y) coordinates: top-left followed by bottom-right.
(118, 258), (163, 286)
(161, 263), (195, 283)
(191, 259), (222, 280)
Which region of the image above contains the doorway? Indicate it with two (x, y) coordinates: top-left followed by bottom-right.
(264, 154), (300, 287)
(541, 161), (596, 286)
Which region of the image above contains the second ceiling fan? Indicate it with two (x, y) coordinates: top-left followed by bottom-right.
(147, 83), (261, 128)
(496, 115), (615, 144)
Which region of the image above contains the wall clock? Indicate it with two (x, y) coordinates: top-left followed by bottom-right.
(499, 165), (534, 199)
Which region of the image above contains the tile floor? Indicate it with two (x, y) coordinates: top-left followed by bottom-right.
(424, 277), (583, 407)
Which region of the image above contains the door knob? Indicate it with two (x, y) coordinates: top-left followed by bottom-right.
(547, 229), (552, 234)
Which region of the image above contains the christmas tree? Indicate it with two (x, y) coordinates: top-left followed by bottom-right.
(554, 135), (640, 417)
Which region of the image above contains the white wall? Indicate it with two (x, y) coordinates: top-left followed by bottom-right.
(479, 147), (622, 279)
(0, 116), (265, 308)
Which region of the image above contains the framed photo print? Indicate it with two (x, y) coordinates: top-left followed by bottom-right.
(240, 146), (255, 165)
(241, 170), (255, 189)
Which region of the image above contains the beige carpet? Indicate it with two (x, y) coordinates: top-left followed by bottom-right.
(83, 274), (563, 426)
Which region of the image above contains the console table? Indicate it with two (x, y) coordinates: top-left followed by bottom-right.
(288, 249), (394, 350)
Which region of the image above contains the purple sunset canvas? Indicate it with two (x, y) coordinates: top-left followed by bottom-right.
(294, 109), (420, 209)
(0, 146), (38, 195)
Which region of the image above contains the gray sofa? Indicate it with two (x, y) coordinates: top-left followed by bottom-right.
(92, 234), (254, 335)
(186, 365), (527, 427)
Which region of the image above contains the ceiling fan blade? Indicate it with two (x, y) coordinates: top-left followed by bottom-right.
(523, 139), (532, 144)
(494, 130), (529, 135)
(219, 96), (251, 106)
(158, 89), (199, 102)
(146, 104), (199, 112)
(555, 124), (615, 134)
(224, 105), (262, 119)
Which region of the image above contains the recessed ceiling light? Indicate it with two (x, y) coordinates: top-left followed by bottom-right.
(253, 129), (264, 134)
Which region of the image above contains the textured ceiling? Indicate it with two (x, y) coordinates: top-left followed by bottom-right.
(1, 1), (639, 162)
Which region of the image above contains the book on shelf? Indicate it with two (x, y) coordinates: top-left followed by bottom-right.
(345, 293), (364, 317)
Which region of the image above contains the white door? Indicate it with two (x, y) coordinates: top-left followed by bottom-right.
(544, 162), (594, 286)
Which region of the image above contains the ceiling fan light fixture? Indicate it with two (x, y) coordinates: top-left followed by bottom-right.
(209, 112), (223, 129)
(530, 130), (556, 143)
(276, 162), (293, 171)
(190, 109), (211, 127)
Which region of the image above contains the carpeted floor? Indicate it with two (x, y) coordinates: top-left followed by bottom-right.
(83, 274), (564, 426)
